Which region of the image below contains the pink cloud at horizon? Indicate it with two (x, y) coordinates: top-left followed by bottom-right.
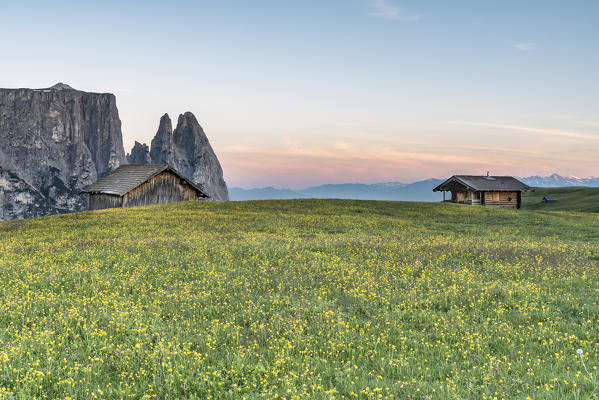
(218, 142), (599, 189)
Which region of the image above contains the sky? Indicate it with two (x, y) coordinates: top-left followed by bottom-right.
(1, 0), (598, 188)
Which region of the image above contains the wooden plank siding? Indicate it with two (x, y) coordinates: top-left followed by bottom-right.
(449, 190), (518, 208)
(122, 171), (199, 208)
(482, 191), (519, 208)
(89, 194), (123, 210)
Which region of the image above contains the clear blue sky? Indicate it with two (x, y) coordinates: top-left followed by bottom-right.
(2, 0), (598, 188)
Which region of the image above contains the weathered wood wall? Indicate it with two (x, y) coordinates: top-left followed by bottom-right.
(89, 194), (123, 210)
(122, 171), (199, 208)
(449, 190), (520, 208)
(482, 191), (519, 208)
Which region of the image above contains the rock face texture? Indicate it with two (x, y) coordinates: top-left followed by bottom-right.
(127, 141), (151, 164)
(149, 114), (174, 165)
(0, 83), (127, 220)
(0, 83), (229, 220)
(145, 113), (229, 201)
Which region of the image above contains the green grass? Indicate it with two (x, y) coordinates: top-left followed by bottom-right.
(0, 199), (599, 399)
(522, 186), (599, 213)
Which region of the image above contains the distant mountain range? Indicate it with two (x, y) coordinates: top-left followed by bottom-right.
(519, 173), (599, 188)
(230, 174), (599, 202)
(231, 179), (444, 202)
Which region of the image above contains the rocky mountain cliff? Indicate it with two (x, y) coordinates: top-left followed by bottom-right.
(0, 83), (127, 220)
(1, 83), (229, 221)
(144, 113), (229, 201)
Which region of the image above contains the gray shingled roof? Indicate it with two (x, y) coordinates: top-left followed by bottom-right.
(80, 164), (209, 198)
(433, 175), (531, 192)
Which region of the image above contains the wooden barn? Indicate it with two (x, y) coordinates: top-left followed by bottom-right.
(433, 174), (531, 209)
(81, 164), (209, 210)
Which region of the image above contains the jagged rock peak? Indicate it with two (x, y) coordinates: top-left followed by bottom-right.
(173, 112), (206, 153)
(158, 113), (173, 133)
(147, 111), (229, 201)
(177, 111), (198, 126)
(127, 141), (151, 164)
(49, 83), (75, 90)
(149, 113), (174, 165)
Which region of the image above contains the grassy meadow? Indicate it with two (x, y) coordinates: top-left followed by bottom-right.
(0, 199), (598, 399)
(522, 187), (599, 213)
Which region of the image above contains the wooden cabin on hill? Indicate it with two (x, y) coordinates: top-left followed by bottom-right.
(81, 164), (209, 210)
(433, 173), (531, 209)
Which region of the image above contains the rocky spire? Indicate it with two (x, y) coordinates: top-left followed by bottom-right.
(146, 112), (229, 201)
(175, 112), (229, 201)
(126, 141), (151, 164)
(149, 113), (173, 165)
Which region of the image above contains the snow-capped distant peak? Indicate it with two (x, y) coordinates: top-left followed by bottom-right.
(519, 173), (599, 187)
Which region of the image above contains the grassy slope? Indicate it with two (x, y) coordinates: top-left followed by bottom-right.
(522, 186), (599, 212)
(0, 200), (598, 399)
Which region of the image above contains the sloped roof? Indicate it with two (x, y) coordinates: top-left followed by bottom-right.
(433, 175), (531, 192)
(80, 164), (209, 198)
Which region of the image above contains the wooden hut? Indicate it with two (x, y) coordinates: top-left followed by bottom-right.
(433, 173), (531, 209)
(81, 164), (209, 210)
